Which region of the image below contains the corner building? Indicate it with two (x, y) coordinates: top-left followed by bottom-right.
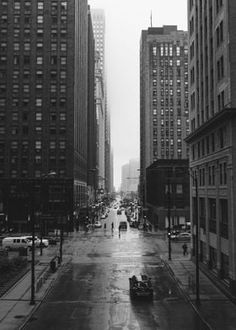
(140, 26), (189, 206)
(186, 0), (236, 295)
(0, 0), (89, 232)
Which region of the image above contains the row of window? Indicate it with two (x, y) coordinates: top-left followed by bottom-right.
(192, 127), (226, 160)
(0, 168), (67, 179)
(197, 162), (227, 187)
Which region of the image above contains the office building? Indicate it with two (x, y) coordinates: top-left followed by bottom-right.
(0, 0), (90, 232)
(140, 26), (189, 206)
(91, 8), (112, 197)
(186, 0), (236, 294)
(121, 159), (139, 195)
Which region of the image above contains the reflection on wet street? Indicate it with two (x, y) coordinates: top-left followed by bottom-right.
(23, 209), (209, 330)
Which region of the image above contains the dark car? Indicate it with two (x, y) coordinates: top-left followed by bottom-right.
(117, 209), (122, 215)
(119, 221), (127, 230)
(129, 274), (153, 298)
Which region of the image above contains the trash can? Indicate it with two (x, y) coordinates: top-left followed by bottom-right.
(50, 258), (57, 272)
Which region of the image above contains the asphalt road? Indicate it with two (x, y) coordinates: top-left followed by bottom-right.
(23, 208), (209, 330)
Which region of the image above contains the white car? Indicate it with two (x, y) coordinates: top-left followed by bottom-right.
(175, 232), (191, 241)
(24, 236), (49, 248)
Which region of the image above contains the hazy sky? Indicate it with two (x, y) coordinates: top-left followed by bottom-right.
(88, 0), (187, 190)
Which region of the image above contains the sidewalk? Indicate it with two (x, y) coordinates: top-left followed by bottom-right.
(0, 246), (63, 330)
(162, 252), (236, 329)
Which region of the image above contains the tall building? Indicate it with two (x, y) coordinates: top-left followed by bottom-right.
(121, 159), (139, 195)
(140, 26), (189, 205)
(186, 0), (236, 295)
(87, 6), (97, 205)
(91, 9), (112, 197)
(0, 0), (90, 232)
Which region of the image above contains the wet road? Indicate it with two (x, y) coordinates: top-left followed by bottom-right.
(23, 208), (209, 330)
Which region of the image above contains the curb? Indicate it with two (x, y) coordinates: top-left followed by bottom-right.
(18, 257), (71, 330)
(162, 258), (213, 330)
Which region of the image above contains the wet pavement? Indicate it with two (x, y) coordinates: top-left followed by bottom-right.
(1, 207), (236, 329)
(22, 209), (209, 330)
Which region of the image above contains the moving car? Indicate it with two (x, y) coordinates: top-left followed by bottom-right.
(175, 232), (191, 241)
(119, 221), (127, 230)
(129, 274), (153, 298)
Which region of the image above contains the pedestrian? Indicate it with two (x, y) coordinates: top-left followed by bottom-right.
(104, 223), (106, 230)
(111, 222), (114, 231)
(182, 243), (188, 256)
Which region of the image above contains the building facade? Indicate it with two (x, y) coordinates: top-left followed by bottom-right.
(91, 8), (112, 197)
(87, 6), (97, 205)
(186, 0), (236, 294)
(140, 26), (189, 206)
(0, 0), (90, 232)
(146, 159), (190, 230)
(121, 159), (139, 195)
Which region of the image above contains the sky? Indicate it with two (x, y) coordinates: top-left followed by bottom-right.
(88, 0), (188, 190)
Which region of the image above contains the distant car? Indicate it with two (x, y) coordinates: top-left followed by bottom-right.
(129, 274), (153, 298)
(170, 230), (180, 240)
(119, 221), (127, 230)
(94, 221), (102, 228)
(175, 232), (191, 241)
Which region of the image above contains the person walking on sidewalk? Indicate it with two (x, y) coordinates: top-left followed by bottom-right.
(182, 243), (188, 256)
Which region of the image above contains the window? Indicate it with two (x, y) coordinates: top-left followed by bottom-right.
(37, 16), (43, 24)
(38, 2), (44, 10)
(37, 56), (43, 65)
(36, 98), (42, 106)
(60, 43), (67, 51)
(35, 141), (42, 149)
(61, 57), (66, 65)
(176, 184), (183, 194)
(36, 113), (42, 121)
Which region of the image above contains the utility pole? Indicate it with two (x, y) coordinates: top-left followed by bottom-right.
(194, 171), (200, 305)
(30, 186), (35, 305)
(167, 168), (172, 261)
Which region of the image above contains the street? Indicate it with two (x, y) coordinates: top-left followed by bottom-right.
(23, 208), (209, 330)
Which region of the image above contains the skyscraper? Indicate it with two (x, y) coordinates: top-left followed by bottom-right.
(91, 9), (112, 197)
(0, 0), (90, 231)
(186, 0), (236, 295)
(140, 26), (189, 204)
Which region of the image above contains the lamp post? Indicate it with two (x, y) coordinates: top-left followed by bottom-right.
(167, 168), (172, 261)
(193, 170), (200, 305)
(30, 186), (35, 305)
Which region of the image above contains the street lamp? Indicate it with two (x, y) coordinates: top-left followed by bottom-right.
(167, 169), (172, 261)
(39, 171), (57, 256)
(30, 188), (35, 305)
(190, 169), (200, 306)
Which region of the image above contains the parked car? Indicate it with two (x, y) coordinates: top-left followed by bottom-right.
(175, 232), (191, 241)
(101, 214), (106, 219)
(117, 209), (122, 215)
(2, 236), (28, 250)
(170, 230), (180, 239)
(24, 236), (49, 248)
(94, 221), (102, 228)
(129, 274), (153, 298)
